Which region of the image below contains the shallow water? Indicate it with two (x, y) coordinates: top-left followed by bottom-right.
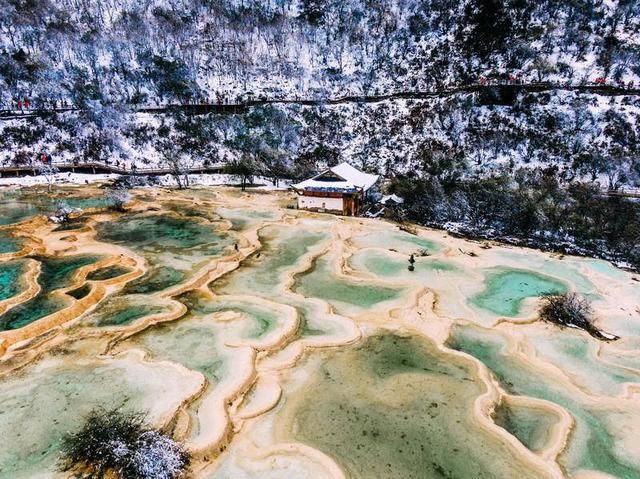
(0, 293), (71, 331)
(276, 333), (548, 479)
(493, 399), (560, 453)
(33, 255), (102, 291)
(0, 254), (103, 330)
(0, 231), (22, 254)
(294, 254), (403, 315)
(0, 260), (27, 302)
(352, 229), (442, 255)
(0, 352), (201, 479)
(2, 187), (639, 479)
(216, 224), (327, 297)
(79, 295), (173, 328)
(97, 213), (233, 293)
(470, 268), (567, 317)
(86, 264), (132, 281)
(447, 324), (640, 477)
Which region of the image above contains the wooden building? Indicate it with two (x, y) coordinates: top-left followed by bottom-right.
(292, 162), (379, 216)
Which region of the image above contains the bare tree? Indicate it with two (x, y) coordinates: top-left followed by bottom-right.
(36, 163), (59, 193)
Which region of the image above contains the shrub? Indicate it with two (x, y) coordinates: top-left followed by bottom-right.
(58, 408), (190, 479)
(539, 293), (594, 331)
(105, 189), (132, 212)
(538, 292), (620, 341)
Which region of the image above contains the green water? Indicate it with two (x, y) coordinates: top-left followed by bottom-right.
(351, 250), (458, 277)
(353, 230), (442, 255)
(119, 314), (224, 383)
(34, 254), (102, 291)
(493, 400), (559, 453)
(80, 295), (171, 328)
(97, 213), (232, 293)
(123, 265), (186, 294)
(86, 265), (132, 281)
(470, 268), (567, 317)
(0, 293), (71, 331)
(0, 199), (40, 225)
(446, 325), (640, 477)
(0, 354), (199, 479)
(96, 214), (229, 252)
(66, 283), (92, 300)
(294, 255), (402, 315)
(0, 192), (114, 226)
(216, 226), (327, 297)
(217, 207), (275, 231)
(0, 254), (104, 328)
(0, 261), (27, 301)
(0, 231), (22, 254)
(180, 292), (281, 339)
(531, 332), (640, 396)
(278, 333), (548, 479)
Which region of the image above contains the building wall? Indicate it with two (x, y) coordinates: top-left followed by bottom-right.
(298, 195), (344, 212)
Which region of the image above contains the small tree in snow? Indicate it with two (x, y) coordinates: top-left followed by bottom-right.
(58, 408), (190, 479)
(157, 137), (195, 189)
(36, 163), (59, 193)
(224, 154), (265, 191)
(105, 189), (132, 212)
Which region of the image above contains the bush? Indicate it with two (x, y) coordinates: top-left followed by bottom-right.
(539, 293), (594, 332)
(538, 293), (618, 341)
(58, 408), (190, 479)
(105, 189), (132, 212)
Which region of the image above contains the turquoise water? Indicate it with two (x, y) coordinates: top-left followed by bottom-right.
(217, 207), (276, 231)
(350, 250), (459, 277)
(0, 192), (114, 226)
(216, 226), (327, 297)
(0, 293), (70, 330)
(119, 313), (224, 383)
(294, 255), (403, 315)
(0, 261), (27, 301)
(180, 292), (281, 339)
(95, 214), (229, 252)
(0, 255), (100, 331)
(97, 213), (233, 293)
(531, 332), (640, 396)
(123, 265), (186, 294)
(446, 325), (640, 477)
(80, 295), (171, 328)
(0, 231), (22, 254)
(86, 265), (132, 281)
(352, 229), (442, 255)
(34, 255), (102, 291)
(277, 333), (548, 479)
(470, 268), (567, 317)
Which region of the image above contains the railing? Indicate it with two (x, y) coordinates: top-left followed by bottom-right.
(0, 162), (227, 177)
(1, 82), (639, 119)
(607, 188), (640, 198)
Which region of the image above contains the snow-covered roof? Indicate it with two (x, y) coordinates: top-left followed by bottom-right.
(292, 162), (379, 193)
(381, 194), (404, 205)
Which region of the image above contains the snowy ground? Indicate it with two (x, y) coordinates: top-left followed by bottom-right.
(0, 172), (291, 190)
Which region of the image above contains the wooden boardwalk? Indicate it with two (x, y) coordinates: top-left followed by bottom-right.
(0, 162), (226, 177)
(607, 188), (640, 199)
(1, 83), (639, 120)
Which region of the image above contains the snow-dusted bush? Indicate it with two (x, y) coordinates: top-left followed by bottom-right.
(49, 201), (80, 224)
(539, 293), (619, 341)
(58, 408), (190, 479)
(105, 189), (132, 212)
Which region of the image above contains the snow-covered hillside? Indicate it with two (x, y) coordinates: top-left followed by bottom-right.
(2, 90), (639, 189)
(1, 0), (639, 107)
